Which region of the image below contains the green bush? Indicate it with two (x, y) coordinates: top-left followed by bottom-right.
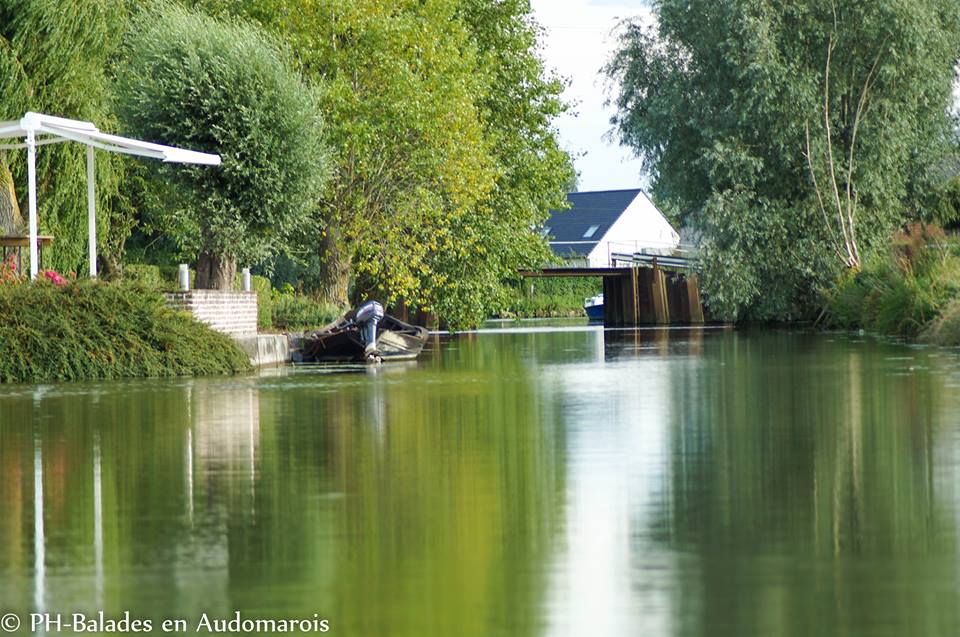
(0, 280), (252, 383)
(252, 275), (273, 330)
(122, 264), (164, 290)
(272, 295), (341, 331)
(825, 224), (960, 337)
(923, 299), (960, 346)
(495, 277), (601, 319)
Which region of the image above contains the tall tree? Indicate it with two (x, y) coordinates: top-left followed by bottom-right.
(447, 0), (575, 324)
(234, 0), (495, 316)
(115, 3), (331, 289)
(606, 0), (960, 320)
(194, 0), (572, 327)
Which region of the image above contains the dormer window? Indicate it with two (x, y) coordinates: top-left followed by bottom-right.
(583, 225), (600, 238)
(541, 226), (552, 238)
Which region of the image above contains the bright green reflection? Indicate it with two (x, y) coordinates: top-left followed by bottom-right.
(1, 327), (960, 637)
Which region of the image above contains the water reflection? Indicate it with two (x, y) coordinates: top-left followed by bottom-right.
(0, 328), (958, 636)
(655, 331), (960, 636)
(0, 336), (567, 636)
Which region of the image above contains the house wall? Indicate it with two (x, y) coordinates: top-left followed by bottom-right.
(165, 290), (258, 336)
(587, 192), (680, 267)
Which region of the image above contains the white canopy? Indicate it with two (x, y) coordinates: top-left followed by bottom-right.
(0, 112), (221, 278)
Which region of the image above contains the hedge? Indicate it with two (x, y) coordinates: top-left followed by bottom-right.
(0, 280), (252, 383)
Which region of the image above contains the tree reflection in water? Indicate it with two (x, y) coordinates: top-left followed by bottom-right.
(1, 328), (959, 637)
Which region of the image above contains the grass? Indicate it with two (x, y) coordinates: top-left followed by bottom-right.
(0, 280), (252, 383)
(825, 224), (960, 340)
(921, 300), (960, 346)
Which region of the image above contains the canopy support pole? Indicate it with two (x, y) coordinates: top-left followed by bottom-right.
(26, 128), (38, 279)
(86, 146), (97, 277)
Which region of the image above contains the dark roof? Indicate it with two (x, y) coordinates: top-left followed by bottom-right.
(545, 189), (642, 257)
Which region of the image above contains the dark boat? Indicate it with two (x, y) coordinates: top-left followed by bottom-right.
(301, 301), (429, 363)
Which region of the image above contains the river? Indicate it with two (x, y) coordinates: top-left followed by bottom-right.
(1, 324), (960, 636)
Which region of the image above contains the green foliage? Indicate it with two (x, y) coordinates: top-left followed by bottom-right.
(252, 275), (273, 330)
(922, 299), (960, 345)
(122, 263), (164, 290)
(232, 273), (274, 330)
(922, 175), (960, 228)
(0, 0), (133, 273)
(0, 280), (251, 383)
(429, 0), (574, 325)
(271, 294), (341, 332)
(497, 277), (600, 318)
(196, 0), (572, 329)
(826, 225), (960, 337)
(115, 2), (331, 268)
(606, 0), (960, 321)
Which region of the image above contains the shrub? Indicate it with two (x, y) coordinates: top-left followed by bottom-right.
(825, 224), (960, 336)
(252, 275), (273, 330)
(495, 277), (601, 318)
(922, 299), (960, 346)
(0, 280), (251, 383)
(123, 264), (164, 290)
(272, 295), (341, 331)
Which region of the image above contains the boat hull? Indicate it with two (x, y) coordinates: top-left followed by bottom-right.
(585, 303), (605, 321)
(301, 313), (429, 363)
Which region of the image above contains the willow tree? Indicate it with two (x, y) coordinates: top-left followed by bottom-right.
(0, 0), (128, 271)
(115, 3), (331, 289)
(606, 0), (960, 320)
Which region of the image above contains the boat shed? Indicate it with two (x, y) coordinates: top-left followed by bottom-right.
(544, 189), (680, 268)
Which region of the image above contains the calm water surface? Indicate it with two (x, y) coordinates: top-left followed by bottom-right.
(2, 325), (960, 636)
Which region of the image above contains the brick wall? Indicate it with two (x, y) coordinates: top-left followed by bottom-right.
(165, 290), (258, 336)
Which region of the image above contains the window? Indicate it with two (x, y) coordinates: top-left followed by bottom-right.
(583, 225), (600, 238)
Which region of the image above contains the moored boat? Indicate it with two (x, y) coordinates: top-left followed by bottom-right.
(584, 293), (604, 322)
(301, 301), (429, 363)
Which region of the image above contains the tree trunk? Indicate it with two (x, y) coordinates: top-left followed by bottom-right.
(0, 156), (23, 235)
(315, 224), (351, 307)
(195, 252), (237, 290)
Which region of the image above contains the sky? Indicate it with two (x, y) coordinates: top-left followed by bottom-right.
(530, 0), (653, 193)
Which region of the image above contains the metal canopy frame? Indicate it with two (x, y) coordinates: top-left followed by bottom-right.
(0, 112), (221, 279)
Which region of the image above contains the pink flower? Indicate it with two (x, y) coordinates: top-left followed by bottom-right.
(42, 270), (69, 287)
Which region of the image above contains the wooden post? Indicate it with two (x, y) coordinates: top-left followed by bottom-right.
(687, 274), (705, 324)
(621, 269), (639, 325)
(636, 268), (654, 324)
(665, 273), (690, 324)
(651, 265), (669, 324)
(603, 276), (617, 326)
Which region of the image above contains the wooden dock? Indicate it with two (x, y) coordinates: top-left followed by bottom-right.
(518, 265), (704, 326)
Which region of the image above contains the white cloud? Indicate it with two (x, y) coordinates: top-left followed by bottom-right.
(531, 0), (653, 192)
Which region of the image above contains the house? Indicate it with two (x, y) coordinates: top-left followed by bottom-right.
(544, 189), (680, 268)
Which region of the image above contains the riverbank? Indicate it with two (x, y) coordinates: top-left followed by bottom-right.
(0, 280), (251, 383)
(824, 224), (960, 345)
(494, 277), (600, 319)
